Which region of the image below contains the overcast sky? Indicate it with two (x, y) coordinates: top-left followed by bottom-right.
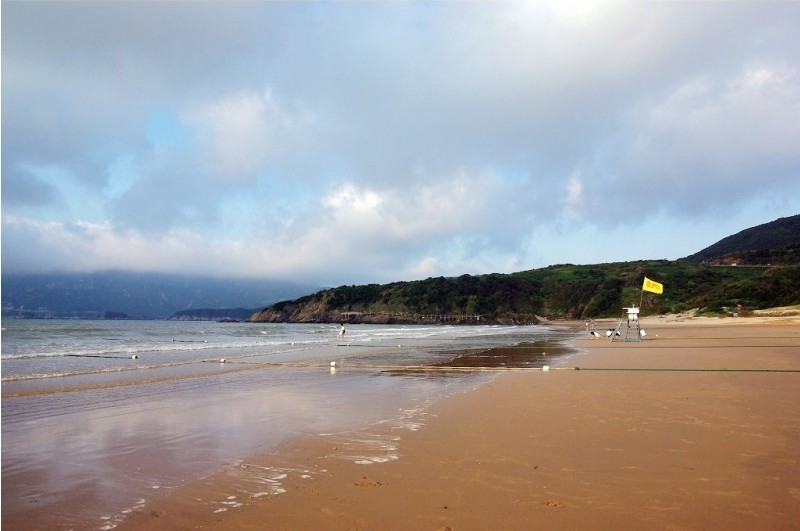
(3, 1), (799, 286)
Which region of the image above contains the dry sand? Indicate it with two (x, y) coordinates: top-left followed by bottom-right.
(119, 317), (800, 530)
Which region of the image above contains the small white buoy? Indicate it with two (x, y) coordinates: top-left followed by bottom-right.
(398, 344), (402, 348)
(542, 365), (550, 371)
(330, 361), (336, 367)
(132, 355), (138, 359)
(220, 358), (226, 363)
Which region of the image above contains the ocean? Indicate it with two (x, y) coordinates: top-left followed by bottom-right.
(1, 319), (577, 529)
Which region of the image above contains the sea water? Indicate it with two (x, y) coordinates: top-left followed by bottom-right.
(1, 319), (575, 529)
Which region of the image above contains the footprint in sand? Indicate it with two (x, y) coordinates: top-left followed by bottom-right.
(354, 476), (384, 487)
(541, 500), (567, 508)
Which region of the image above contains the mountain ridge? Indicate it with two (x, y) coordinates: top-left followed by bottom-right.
(683, 214), (800, 264)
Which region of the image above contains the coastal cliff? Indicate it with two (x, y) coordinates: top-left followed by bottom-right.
(248, 290), (535, 325)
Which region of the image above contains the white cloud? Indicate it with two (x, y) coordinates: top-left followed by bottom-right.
(325, 184), (384, 222)
(382, 170), (486, 239)
(615, 62), (800, 215)
(564, 172), (585, 219)
(2, 1), (799, 284)
(184, 88), (311, 182)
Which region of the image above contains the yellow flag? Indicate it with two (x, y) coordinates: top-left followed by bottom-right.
(642, 277), (663, 294)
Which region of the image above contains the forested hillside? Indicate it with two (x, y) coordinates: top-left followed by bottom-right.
(684, 214), (800, 264)
(251, 214), (800, 323)
(250, 261), (800, 323)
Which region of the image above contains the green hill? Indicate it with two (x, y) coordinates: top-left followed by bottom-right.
(250, 260), (800, 323)
(251, 215), (800, 323)
(684, 214), (800, 265)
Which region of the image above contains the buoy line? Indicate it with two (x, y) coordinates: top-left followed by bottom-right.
(330, 365), (800, 373)
(64, 354), (139, 359)
(611, 335), (800, 341)
(334, 344), (561, 349)
(200, 360), (800, 373)
(196, 359), (800, 374)
(580, 344), (800, 349)
(64, 352), (800, 375)
(571, 367), (800, 373)
(62, 343), (567, 365)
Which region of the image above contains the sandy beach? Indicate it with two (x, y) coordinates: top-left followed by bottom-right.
(117, 317), (800, 530)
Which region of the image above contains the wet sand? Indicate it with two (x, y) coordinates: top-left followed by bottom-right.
(118, 318), (800, 530)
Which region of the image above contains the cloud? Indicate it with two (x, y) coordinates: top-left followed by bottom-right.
(610, 62), (800, 216)
(2, 1), (799, 285)
(183, 88), (312, 183)
(1, 169), (63, 209)
(564, 173), (585, 220)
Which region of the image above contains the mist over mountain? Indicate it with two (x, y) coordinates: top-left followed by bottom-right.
(1, 271), (320, 319)
(3, 215), (797, 321)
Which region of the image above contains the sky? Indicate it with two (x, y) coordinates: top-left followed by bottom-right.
(3, 1), (799, 287)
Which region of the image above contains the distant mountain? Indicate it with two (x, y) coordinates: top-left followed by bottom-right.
(6, 215), (798, 322)
(683, 214), (800, 265)
(1, 271), (320, 320)
(167, 308), (260, 322)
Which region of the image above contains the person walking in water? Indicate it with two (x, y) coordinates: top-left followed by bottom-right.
(339, 323), (346, 337)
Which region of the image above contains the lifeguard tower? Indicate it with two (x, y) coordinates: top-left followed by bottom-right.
(611, 305), (641, 342)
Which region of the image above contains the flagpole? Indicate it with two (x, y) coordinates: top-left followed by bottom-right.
(639, 287), (644, 312)
(640, 277), (663, 315)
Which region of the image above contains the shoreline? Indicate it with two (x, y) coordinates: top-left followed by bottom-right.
(3, 323), (574, 530)
(117, 317), (800, 530)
